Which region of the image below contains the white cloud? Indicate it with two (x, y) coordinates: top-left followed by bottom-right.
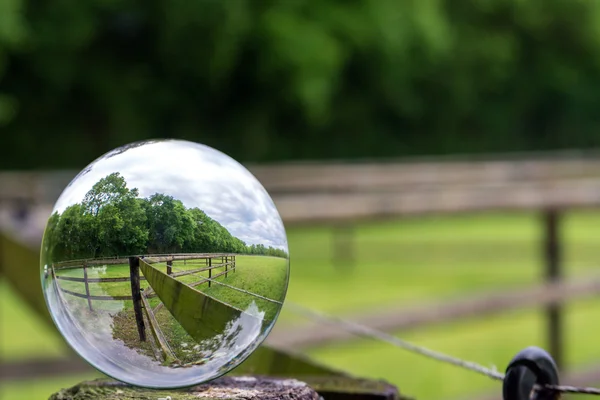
(53, 139), (288, 251)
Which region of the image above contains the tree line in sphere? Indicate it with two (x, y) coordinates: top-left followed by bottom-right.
(43, 172), (288, 261)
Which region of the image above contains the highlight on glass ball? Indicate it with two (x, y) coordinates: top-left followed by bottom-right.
(40, 139), (289, 388)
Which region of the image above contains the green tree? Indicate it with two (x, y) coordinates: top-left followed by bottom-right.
(5, 0), (600, 169)
(143, 193), (194, 253)
(94, 197), (147, 257)
(79, 172), (147, 257)
(42, 211), (61, 261)
(47, 173), (289, 260)
(82, 172), (139, 216)
(52, 204), (94, 259)
(0, 0), (27, 127)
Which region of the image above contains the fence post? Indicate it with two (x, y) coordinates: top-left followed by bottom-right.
(167, 258), (172, 275)
(225, 255), (228, 278)
(129, 256), (146, 342)
(208, 257), (212, 287)
(332, 223), (355, 270)
(233, 255), (236, 272)
(543, 209), (562, 370)
(82, 261), (93, 311)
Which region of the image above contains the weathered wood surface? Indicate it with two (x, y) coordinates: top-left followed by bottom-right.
(48, 376), (405, 400)
(266, 272), (600, 349)
(4, 155), (600, 199)
(48, 377), (322, 400)
(140, 290), (178, 364)
(55, 275), (146, 283)
(3, 156), (600, 224)
(58, 287), (133, 301)
(54, 253), (235, 268)
(138, 258), (246, 346)
(170, 261), (234, 278)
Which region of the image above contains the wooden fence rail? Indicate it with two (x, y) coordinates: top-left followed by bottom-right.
(3, 155), (600, 382)
(54, 253), (237, 268)
(53, 254), (237, 309)
(267, 272), (600, 349)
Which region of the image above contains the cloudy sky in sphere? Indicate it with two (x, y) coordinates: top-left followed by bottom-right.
(53, 140), (288, 251)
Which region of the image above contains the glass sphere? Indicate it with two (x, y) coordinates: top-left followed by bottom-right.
(40, 139), (289, 388)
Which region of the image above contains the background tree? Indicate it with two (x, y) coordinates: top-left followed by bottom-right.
(82, 172), (139, 216)
(52, 204), (92, 260)
(142, 194), (195, 254)
(50, 174), (288, 260)
(4, 0), (600, 169)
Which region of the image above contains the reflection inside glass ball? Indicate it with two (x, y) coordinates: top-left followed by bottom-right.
(40, 139), (289, 388)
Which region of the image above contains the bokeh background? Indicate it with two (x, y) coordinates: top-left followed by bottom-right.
(2, 0), (600, 399)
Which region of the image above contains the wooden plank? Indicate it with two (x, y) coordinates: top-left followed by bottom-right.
(266, 273), (600, 349)
(140, 291), (178, 364)
(190, 265), (236, 287)
(59, 288), (132, 301)
(0, 233), (53, 325)
(8, 156), (600, 200)
(55, 275), (147, 283)
(54, 253), (237, 268)
(170, 262), (234, 278)
(0, 357), (92, 382)
(2, 159), (600, 227)
(144, 253), (236, 264)
(275, 179), (600, 224)
(248, 158), (600, 193)
(55, 258), (129, 268)
(138, 259), (251, 344)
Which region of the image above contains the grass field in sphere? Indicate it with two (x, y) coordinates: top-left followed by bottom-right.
(2, 210), (600, 399)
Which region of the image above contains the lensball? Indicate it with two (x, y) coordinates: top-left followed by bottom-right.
(40, 139), (289, 388)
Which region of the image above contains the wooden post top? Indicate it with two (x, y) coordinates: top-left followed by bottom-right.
(48, 376), (404, 400)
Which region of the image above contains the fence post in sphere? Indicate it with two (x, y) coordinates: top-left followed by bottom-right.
(167, 258), (172, 276)
(225, 255), (228, 278)
(82, 260), (93, 311)
(129, 256), (146, 342)
(208, 257), (212, 287)
(543, 209), (562, 370)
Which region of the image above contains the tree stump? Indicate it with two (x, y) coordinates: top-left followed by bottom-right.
(49, 376), (321, 400)
(48, 375), (407, 400)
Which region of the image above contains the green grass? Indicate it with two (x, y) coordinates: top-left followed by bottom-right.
(0, 280), (68, 361)
(282, 211), (600, 317)
(49, 255), (288, 368)
(191, 256), (288, 322)
(3, 210), (600, 399)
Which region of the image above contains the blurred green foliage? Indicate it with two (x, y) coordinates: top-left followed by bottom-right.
(3, 0), (600, 168)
